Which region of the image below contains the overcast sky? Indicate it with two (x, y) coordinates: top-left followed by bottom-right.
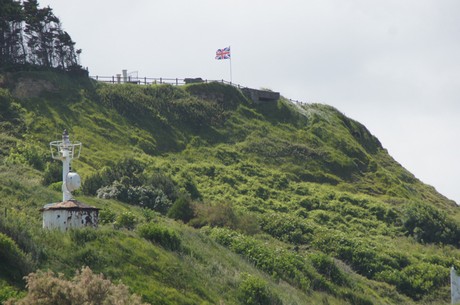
(40, 0), (460, 204)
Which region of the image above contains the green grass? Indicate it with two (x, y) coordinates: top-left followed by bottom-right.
(0, 70), (458, 304)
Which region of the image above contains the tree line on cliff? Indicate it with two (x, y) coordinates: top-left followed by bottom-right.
(0, 0), (81, 71)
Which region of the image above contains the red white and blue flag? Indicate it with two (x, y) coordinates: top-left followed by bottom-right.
(215, 46), (231, 60)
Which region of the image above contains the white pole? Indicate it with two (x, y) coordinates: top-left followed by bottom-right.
(452, 267), (460, 305)
(61, 130), (72, 202)
(229, 46), (233, 83)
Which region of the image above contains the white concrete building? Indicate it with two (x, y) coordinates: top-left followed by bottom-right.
(42, 200), (99, 231)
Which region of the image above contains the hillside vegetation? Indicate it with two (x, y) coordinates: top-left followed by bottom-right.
(0, 70), (459, 305)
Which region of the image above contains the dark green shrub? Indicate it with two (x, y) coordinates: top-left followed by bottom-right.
(167, 195), (194, 223)
(5, 142), (47, 171)
(97, 182), (172, 214)
(237, 274), (282, 305)
(259, 212), (314, 245)
(114, 212), (137, 230)
(82, 171), (107, 195)
(99, 208), (117, 225)
(178, 174), (202, 200)
(0, 232), (33, 283)
(128, 186), (172, 214)
(0, 89), (25, 136)
(138, 223), (181, 251)
(141, 208), (157, 222)
(398, 262), (448, 300)
(42, 161), (61, 185)
(83, 158), (146, 196)
(147, 172), (179, 202)
(402, 202), (459, 244)
(309, 252), (349, 286)
(0, 211), (42, 265)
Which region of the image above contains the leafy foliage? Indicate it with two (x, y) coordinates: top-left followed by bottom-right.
(5, 266), (149, 305)
(138, 222), (181, 251)
(237, 274), (282, 305)
(0, 70), (458, 305)
(0, 232), (34, 284)
(402, 201), (460, 245)
(167, 195), (194, 223)
(0, 0), (82, 71)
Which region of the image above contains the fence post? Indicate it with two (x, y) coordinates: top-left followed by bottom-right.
(112, 76), (114, 83)
(160, 78), (162, 84)
(176, 78), (178, 85)
(144, 77), (147, 85)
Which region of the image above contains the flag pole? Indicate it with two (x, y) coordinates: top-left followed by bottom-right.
(229, 46), (233, 84)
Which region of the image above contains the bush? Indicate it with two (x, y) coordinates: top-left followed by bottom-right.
(5, 266), (149, 305)
(97, 181), (172, 214)
(0, 232), (34, 284)
(209, 227), (315, 292)
(167, 195), (194, 223)
(99, 208), (117, 225)
(114, 212), (137, 230)
(97, 180), (127, 200)
(309, 252), (349, 286)
(82, 158), (145, 196)
(402, 202), (460, 244)
(4, 142), (47, 171)
(42, 161), (61, 185)
(0, 280), (23, 304)
(237, 274), (282, 305)
(259, 212), (314, 245)
(147, 172), (179, 202)
(138, 223), (181, 251)
(177, 173), (202, 200)
(128, 186), (172, 214)
(190, 202), (239, 229)
(81, 171), (106, 195)
(398, 263), (448, 300)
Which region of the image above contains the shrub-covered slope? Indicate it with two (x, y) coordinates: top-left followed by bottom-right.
(0, 71), (459, 305)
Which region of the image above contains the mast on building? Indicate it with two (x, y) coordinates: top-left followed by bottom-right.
(42, 129), (99, 231)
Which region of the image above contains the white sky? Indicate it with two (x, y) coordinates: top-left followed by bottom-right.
(40, 0), (460, 204)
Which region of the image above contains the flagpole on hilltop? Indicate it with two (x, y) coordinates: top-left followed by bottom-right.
(229, 46), (233, 84)
(215, 46), (232, 83)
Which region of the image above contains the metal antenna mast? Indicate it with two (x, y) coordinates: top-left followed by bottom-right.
(50, 129), (82, 201)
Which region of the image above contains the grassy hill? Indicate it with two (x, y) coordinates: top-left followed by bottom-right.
(0, 70), (459, 305)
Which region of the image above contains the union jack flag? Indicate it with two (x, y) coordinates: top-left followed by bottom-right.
(215, 47), (231, 60)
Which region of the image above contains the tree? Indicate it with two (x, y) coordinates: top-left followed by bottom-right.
(0, 0), (25, 66)
(6, 266), (150, 305)
(0, 0), (81, 71)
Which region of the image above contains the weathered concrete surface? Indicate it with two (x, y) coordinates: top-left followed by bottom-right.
(42, 200), (99, 231)
(242, 88), (280, 103)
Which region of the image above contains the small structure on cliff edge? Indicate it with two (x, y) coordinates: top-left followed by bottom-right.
(41, 130), (99, 231)
(452, 267), (460, 305)
(241, 87), (280, 103)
